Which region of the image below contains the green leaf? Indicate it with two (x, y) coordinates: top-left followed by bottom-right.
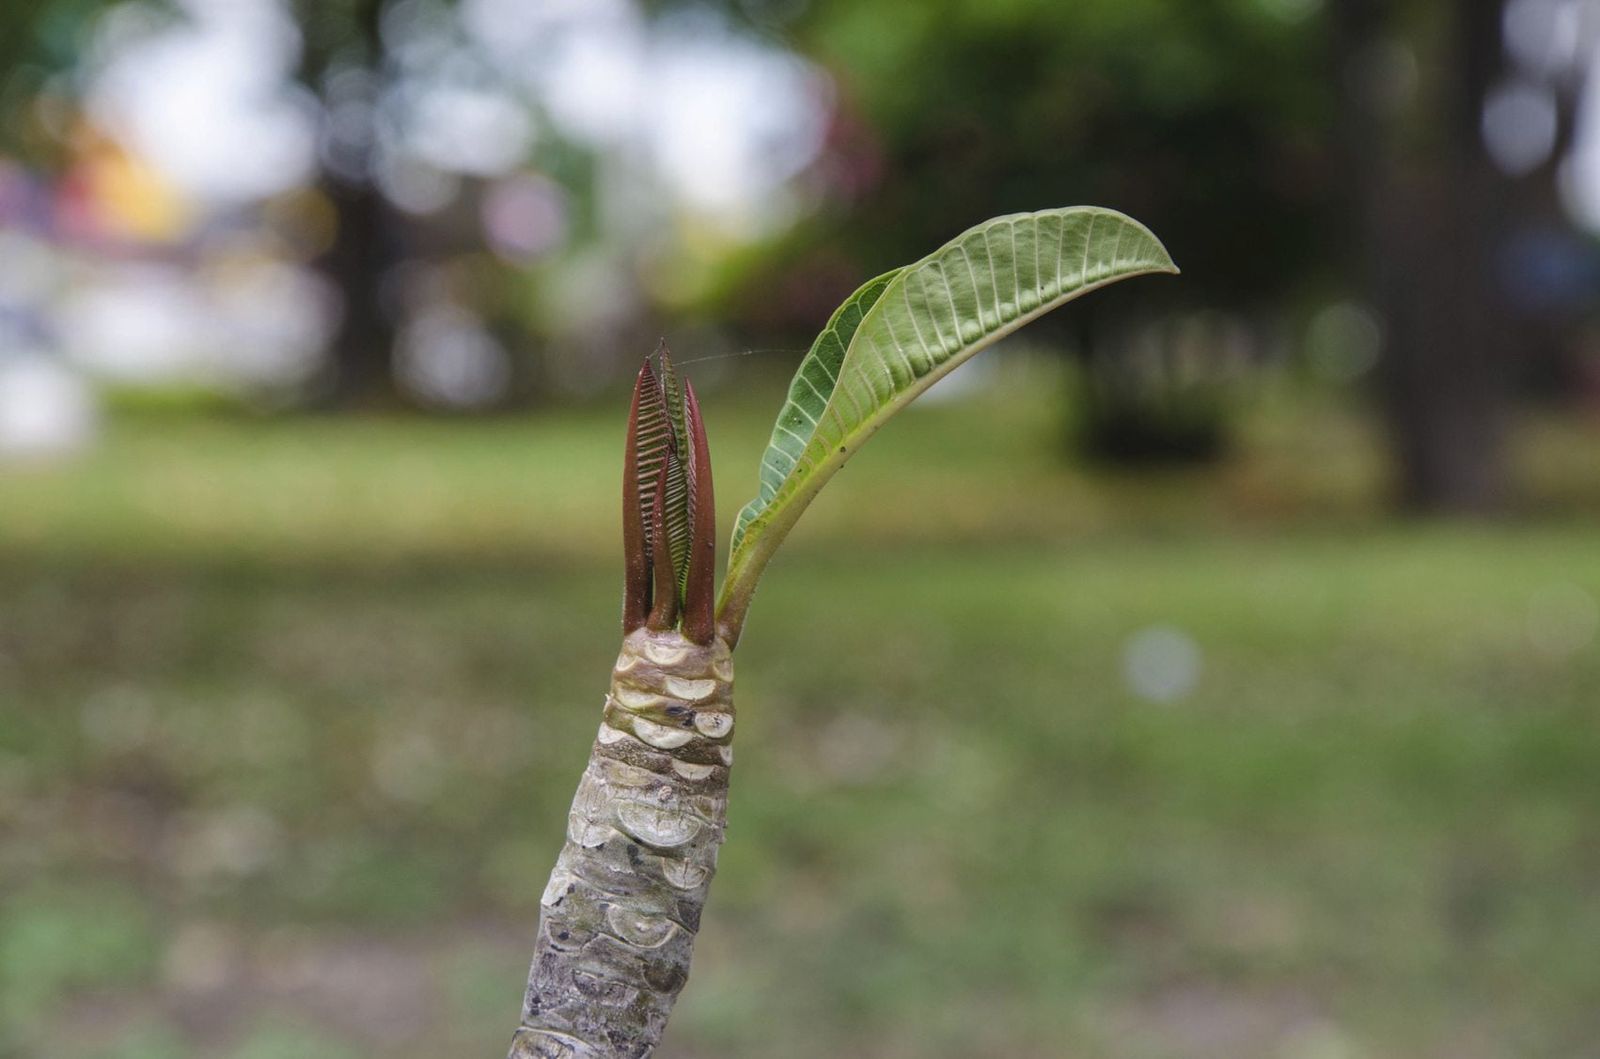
(727, 267), (902, 557)
(718, 207), (1176, 639)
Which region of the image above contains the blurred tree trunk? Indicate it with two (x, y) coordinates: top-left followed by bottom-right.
(1503, 20), (1586, 399)
(317, 171), (399, 407)
(296, 0), (401, 408)
(1334, 0), (1511, 514)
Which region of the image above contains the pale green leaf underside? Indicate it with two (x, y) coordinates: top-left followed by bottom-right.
(727, 267), (901, 555)
(718, 207), (1176, 628)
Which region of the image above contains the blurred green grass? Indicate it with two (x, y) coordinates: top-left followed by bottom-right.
(2, 373), (1599, 1058)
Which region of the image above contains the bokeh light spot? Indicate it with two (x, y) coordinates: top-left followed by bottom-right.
(1121, 625), (1203, 703)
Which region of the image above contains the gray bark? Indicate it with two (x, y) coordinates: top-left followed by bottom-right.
(509, 628), (736, 1059)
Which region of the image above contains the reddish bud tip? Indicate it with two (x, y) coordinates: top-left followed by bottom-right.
(621, 360), (656, 633)
(681, 380), (716, 644)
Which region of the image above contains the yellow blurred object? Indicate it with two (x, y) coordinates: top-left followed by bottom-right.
(73, 123), (192, 243)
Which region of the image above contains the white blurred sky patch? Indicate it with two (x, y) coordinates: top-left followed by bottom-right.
(1563, 54), (1600, 226)
(473, 0), (646, 146)
(85, 0), (318, 205)
(57, 263), (207, 378)
(401, 81), (534, 178)
(645, 17), (830, 217)
(467, 0), (830, 219)
(0, 356), (98, 458)
(55, 256), (334, 386)
(54, 0), (1600, 235)
(37, 0), (833, 390)
(1505, 0), (1589, 79)
(79, 0), (831, 227)
(1501, 0), (1600, 227)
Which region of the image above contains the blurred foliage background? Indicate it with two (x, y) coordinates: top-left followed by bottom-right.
(2, 0), (1599, 1057)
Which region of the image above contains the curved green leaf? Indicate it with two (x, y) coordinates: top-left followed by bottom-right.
(717, 207), (1176, 640)
(727, 267), (902, 557)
